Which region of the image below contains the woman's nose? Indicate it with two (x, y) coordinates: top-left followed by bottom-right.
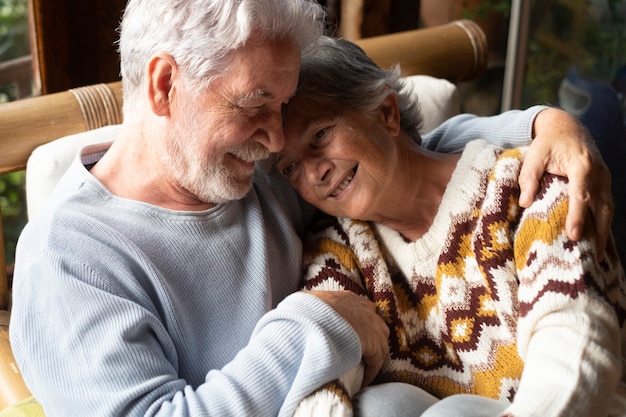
(304, 156), (332, 185)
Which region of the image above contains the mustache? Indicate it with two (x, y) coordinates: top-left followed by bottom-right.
(229, 141), (270, 162)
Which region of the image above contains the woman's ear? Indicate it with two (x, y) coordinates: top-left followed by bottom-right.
(379, 92), (401, 135)
(146, 53), (178, 117)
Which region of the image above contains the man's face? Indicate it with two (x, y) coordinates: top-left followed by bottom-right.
(165, 35), (301, 205)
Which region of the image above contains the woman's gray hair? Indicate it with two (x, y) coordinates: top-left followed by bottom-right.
(118, 0), (325, 114)
(293, 36), (423, 142)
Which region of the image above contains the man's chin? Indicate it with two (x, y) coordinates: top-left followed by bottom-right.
(203, 178), (254, 204)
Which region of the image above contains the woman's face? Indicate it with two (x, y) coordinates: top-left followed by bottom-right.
(277, 95), (400, 220)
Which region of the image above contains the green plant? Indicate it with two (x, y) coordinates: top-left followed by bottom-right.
(0, 171), (27, 265)
(0, 0), (29, 101)
(0, 0), (29, 58)
(522, 0), (626, 107)
(461, 0), (512, 20)
(1, 0), (29, 264)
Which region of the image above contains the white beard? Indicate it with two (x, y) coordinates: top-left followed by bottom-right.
(164, 106), (269, 204)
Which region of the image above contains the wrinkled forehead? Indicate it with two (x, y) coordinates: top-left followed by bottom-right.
(217, 34), (302, 96)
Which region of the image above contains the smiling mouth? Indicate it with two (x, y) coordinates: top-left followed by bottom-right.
(230, 153), (255, 163)
(229, 143), (270, 165)
(330, 166), (357, 197)
(228, 154), (255, 170)
(228, 152), (269, 170)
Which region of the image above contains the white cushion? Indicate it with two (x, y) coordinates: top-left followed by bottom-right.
(26, 124), (121, 219)
(407, 75), (461, 134)
(25, 76), (460, 219)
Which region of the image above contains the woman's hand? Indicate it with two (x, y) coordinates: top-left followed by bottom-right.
(309, 290), (389, 387)
(519, 108), (614, 259)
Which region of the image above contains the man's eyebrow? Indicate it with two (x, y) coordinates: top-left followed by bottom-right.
(238, 89), (274, 104)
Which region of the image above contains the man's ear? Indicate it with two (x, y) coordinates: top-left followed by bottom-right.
(379, 92), (401, 135)
(147, 53), (178, 117)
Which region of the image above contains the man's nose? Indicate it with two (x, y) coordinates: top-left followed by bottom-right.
(252, 110), (285, 153)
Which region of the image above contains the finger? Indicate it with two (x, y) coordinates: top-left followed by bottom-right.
(360, 312), (389, 387)
(518, 150), (544, 208)
(361, 362), (380, 388)
(590, 200), (614, 262)
(564, 188), (588, 242)
(361, 330), (389, 387)
(565, 170), (595, 243)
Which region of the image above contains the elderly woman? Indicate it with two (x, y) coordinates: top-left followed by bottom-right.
(277, 37), (626, 417)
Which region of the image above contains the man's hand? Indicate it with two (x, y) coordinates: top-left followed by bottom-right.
(519, 108), (614, 259)
(308, 290), (389, 387)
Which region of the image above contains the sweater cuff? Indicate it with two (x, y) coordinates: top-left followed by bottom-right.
(273, 291), (362, 359)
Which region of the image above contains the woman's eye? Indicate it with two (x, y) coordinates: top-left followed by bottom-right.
(314, 128), (326, 140)
(280, 162), (297, 178)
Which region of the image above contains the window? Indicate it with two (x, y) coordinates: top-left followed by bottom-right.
(0, 0), (30, 266)
(0, 0), (31, 101)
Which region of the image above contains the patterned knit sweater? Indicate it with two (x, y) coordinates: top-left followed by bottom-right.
(293, 140), (626, 417)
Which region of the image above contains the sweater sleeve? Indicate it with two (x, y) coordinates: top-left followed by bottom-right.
(504, 172), (626, 417)
(301, 214), (369, 296)
(10, 248), (362, 417)
(292, 214), (374, 417)
(421, 106), (547, 153)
